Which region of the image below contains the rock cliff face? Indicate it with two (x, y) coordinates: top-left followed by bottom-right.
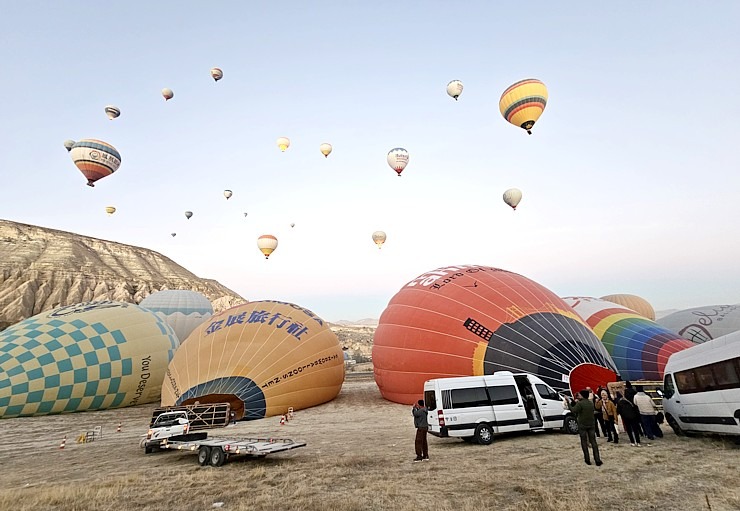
(0, 220), (246, 330)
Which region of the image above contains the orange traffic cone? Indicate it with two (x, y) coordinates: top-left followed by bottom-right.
(279, 415), (286, 426)
(59, 435), (67, 449)
(116, 423), (121, 433)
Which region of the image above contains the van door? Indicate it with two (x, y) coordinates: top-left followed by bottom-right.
(513, 375), (543, 428)
(486, 384), (528, 433)
(533, 382), (566, 429)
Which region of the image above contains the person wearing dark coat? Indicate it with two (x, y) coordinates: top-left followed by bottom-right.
(615, 391), (641, 446)
(411, 399), (429, 462)
(624, 381), (637, 404)
(567, 390), (603, 466)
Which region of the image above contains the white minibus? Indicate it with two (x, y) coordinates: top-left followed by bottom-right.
(423, 371), (577, 445)
(662, 331), (740, 436)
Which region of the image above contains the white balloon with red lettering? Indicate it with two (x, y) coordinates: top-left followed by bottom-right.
(387, 148), (409, 177)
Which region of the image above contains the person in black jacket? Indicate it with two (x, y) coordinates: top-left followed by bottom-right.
(412, 399), (429, 462)
(566, 390), (603, 466)
(615, 391), (641, 446)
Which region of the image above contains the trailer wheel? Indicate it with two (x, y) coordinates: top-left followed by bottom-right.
(474, 424), (494, 445)
(198, 446), (211, 466)
(210, 447), (226, 467)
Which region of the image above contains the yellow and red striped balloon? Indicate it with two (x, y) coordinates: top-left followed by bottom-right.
(499, 79), (548, 135)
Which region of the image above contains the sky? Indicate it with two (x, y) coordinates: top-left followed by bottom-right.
(1, 2), (739, 322)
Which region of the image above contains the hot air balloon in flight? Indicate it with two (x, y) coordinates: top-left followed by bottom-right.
(160, 300), (344, 420)
(446, 80), (464, 100)
(257, 234), (278, 259)
(105, 206), (116, 215)
(0, 301), (178, 418)
(372, 231), (386, 248)
(503, 188), (523, 210)
(211, 68), (223, 81)
(185, 211), (193, 220)
(69, 139), (121, 187)
(224, 190), (233, 200)
(63, 140), (75, 152)
(104, 105), (120, 120)
(373, 265), (619, 404)
(243, 212), (248, 217)
(499, 79), (548, 135)
(600, 294), (655, 320)
(276, 137), (290, 152)
(139, 290), (214, 345)
(387, 148), (409, 177)
(320, 143), (333, 158)
(162, 88), (174, 101)
(171, 233), (177, 237)
(290, 223), (295, 228)
(562, 297), (696, 381)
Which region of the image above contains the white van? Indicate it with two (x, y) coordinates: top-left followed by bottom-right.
(423, 371), (577, 445)
(662, 332), (740, 437)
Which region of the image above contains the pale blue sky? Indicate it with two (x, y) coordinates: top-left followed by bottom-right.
(1, 2), (739, 321)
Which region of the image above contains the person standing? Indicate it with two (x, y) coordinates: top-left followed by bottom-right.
(566, 390), (603, 466)
(592, 387), (606, 438)
(634, 386), (663, 440)
(600, 389), (619, 444)
(412, 399), (429, 462)
(615, 391), (641, 446)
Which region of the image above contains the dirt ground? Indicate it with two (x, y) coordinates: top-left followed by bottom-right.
(0, 373), (738, 511)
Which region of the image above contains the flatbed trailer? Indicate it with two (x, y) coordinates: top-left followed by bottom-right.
(156, 436), (307, 466)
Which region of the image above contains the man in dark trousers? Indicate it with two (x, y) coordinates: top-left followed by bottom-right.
(412, 399), (429, 462)
(566, 389), (603, 466)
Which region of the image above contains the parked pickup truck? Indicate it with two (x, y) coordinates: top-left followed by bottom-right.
(142, 411), (208, 453)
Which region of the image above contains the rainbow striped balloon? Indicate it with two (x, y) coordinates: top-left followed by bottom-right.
(70, 139), (121, 187)
(499, 79), (548, 135)
(563, 297), (696, 381)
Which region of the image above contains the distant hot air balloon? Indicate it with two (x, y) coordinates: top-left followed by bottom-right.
(290, 223), (295, 228)
(69, 139), (121, 187)
(387, 148), (408, 177)
(224, 190), (233, 200)
(162, 88), (174, 101)
(277, 137), (290, 152)
(503, 188), (523, 210)
(372, 231), (386, 249)
(63, 140), (76, 152)
(211, 68), (223, 81)
(499, 79), (548, 135)
(243, 212), (248, 217)
(104, 105), (120, 120)
(171, 233), (177, 237)
(160, 300), (344, 420)
(105, 206), (116, 215)
(320, 143), (333, 158)
(257, 234), (278, 259)
(446, 80), (464, 100)
(185, 211), (193, 220)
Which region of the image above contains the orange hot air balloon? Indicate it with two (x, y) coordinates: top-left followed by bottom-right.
(257, 234), (278, 259)
(373, 265), (619, 404)
(599, 294), (655, 320)
(160, 300), (345, 420)
(69, 139), (122, 187)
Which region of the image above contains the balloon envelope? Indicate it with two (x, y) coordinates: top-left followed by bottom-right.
(446, 80), (464, 100)
(162, 88), (174, 101)
(104, 105), (120, 120)
(139, 290), (214, 345)
(105, 206), (116, 215)
(224, 190), (233, 200)
(373, 265), (618, 404)
(185, 211), (193, 220)
(0, 301), (178, 418)
(320, 143), (333, 157)
(63, 140), (76, 152)
(276, 137), (290, 152)
(70, 139), (121, 187)
(211, 68), (223, 81)
(160, 300), (344, 420)
(563, 297), (696, 381)
(387, 148), (409, 176)
(657, 305), (740, 343)
(503, 188), (523, 210)
(257, 234), (278, 259)
(171, 233), (176, 237)
(600, 294), (655, 320)
(499, 79), (548, 134)
(372, 231), (386, 248)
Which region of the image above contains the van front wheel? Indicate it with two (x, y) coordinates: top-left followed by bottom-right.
(563, 415), (579, 435)
(666, 414), (684, 436)
(475, 424), (494, 445)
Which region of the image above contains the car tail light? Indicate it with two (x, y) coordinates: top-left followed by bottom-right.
(438, 410), (445, 427)
(183, 423), (189, 434)
(224, 444), (231, 452)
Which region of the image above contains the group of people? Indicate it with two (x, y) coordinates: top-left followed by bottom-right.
(567, 382), (664, 466)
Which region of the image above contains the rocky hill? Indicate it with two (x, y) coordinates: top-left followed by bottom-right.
(331, 324), (376, 363)
(0, 220), (246, 330)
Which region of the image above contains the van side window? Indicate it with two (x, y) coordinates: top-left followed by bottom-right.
(535, 383), (559, 401)
(488, 385), (519, 406)
(424, 390), (437, 410)
(451, 387), (490, 408)
(713, 359), (740, 388)
(663, 374), (675, 399)
(675, 357), (740, 394)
